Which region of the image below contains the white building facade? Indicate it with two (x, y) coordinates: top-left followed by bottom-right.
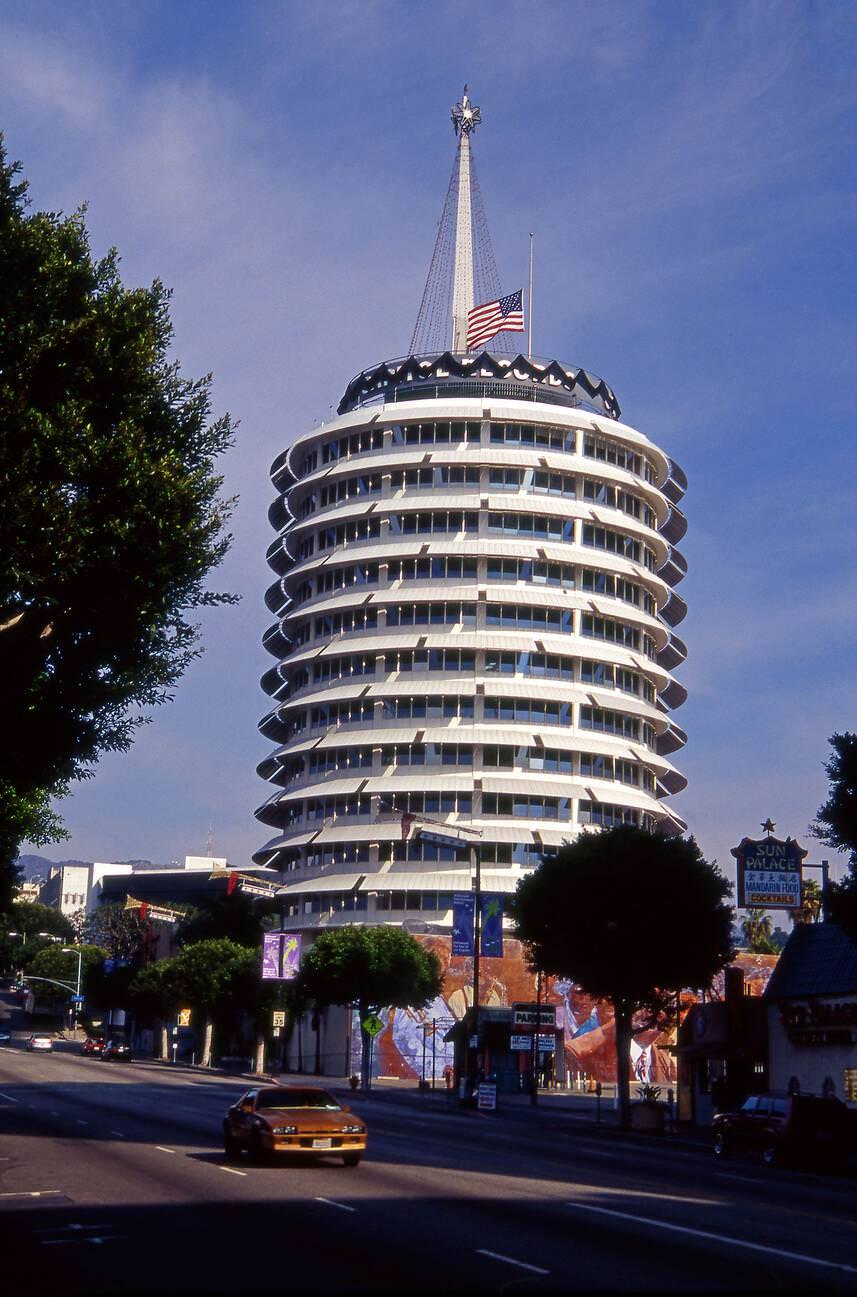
(255, 89), (688, 942)
(255, 354), (688, 928)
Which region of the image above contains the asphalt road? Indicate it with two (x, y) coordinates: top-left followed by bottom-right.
(1, 1026), (856, 1293)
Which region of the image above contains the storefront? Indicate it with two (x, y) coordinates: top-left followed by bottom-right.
(676, 967), (768, 1126)
(765, 922), (857, 1104)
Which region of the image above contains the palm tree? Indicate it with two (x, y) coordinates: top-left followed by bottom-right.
(793, 879), (823, 926)
(741, 908), (775, 953)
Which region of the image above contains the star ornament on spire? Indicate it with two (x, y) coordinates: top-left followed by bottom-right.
(451, 85), (481, 136)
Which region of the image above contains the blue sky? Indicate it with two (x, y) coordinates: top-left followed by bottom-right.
(4, 1), (855, 891)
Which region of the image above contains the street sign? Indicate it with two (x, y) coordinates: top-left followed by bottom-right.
(362, 1014), (384, 1037)
(510, 1035), (531, 1051)
(468, 1034), (479, 1048)
(272, 1010), (285, 1028)
(512, 1004), (557, 1029)
(477, 1083), (497, 1111)
(178, 1008), (192, 1027)
(418, 828), (472, 849)
(537, 1034), (556, 1052)
(71, 994), (85, 1005)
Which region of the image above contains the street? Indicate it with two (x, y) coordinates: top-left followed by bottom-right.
(1, 1020), (856, 1294)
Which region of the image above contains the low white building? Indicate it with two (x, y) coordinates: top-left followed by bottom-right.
(765, 922), (857, 1105)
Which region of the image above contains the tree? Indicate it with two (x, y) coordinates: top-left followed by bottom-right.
(85, 903), (149, 962)
(511, 827), (734, 1129)
(177, 892), (276, 949)
(0, 900), (73, 972)
(128, 960), (182, 1060)
(171, 939), (256, 1067)
(298, 926), (443, 1090)
(811, 733), (857, 940)
(27, 943), (105, 1010)
(793, 879), (823, 927)
(0, 138), (237, 890)
(740, 908), (776, 953)
(810, 733), (857, 864)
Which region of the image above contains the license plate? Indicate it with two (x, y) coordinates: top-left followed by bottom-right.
(312, 1138), (333, 1149)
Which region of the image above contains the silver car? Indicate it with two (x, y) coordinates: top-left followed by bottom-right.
(26, 1033), (53, 1052)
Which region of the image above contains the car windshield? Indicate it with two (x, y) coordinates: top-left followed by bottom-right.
(256, 1089), (341, 1111)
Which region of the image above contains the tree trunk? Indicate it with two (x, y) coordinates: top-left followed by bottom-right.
(313, 1008), (322, 1075)
(613, 998), (633, 1130)
(359, 1000), (371, 1092)
(200, 1016), (214, 1068)
(159, 1021), (169, 1061)
(254, 1031), (266, 1076)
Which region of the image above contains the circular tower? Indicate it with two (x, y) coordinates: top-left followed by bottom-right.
(254, 90), (688, 936)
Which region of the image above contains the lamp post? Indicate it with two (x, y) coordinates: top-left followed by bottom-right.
(61, 947), (82, 1032)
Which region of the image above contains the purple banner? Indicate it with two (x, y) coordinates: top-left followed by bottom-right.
(281, 933), (301, 981)
(261, 932), (282, 980)
(480, 894), (504, 958)
(452, 893), (475, 956)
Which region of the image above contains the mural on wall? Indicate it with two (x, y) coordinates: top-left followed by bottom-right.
(350, 937), (779, 1085)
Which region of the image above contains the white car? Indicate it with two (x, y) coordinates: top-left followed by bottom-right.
(26, 1033), (53, 1052)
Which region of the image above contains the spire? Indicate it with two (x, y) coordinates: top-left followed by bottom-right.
(410, 87), (510, 356)
(450, 87), (477, 351)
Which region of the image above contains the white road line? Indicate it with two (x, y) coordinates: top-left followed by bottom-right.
(49, 1111), (59, 1116)
(219, 1166), (247, 1177)
(76, 1120), (88, 1126)
(110, 1130), (126, 1138)
(565, 1203), (857, 1277)
(476, 1249), (550, 1276)
(0, 1190), (62, 1198)
(0, 1093), (20, 1103)
(155, 1146), (176, 1154)
(314, 1197), (356, 1213)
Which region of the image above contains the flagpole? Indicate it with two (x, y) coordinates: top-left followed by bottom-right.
(527, 232), (534, 359)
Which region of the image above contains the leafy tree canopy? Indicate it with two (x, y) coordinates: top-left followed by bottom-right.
(298, 925), (443, 1018)
(127, 960), (181, 1020)
(171, 938), (256, 1013)
(0, 137), (236, 895)
(512, 827), (734, 1126)
(27, 943), (105, 1004)
(810, 733), (857, 863)
(812, 733), (857, 940)
(84, 903), (149, 963)
(176, 892), (277, 949)
(740, 908), (777, 954)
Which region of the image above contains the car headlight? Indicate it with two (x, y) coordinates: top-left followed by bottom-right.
(342, 1124), (365, 1134)
(272, 1125), (298, 1136)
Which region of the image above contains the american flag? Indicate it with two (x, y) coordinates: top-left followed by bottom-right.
(466, 289), (525, 351)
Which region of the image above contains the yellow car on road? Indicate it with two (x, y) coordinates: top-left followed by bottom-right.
(223, 1085), (367, 1166)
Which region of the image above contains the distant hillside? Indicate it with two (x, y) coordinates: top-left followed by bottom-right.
(15, 854), (162, 883)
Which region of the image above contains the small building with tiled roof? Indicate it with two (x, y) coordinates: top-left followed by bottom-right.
(764, 923), (857, 1105)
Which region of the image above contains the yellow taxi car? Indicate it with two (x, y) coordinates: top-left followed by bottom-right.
(223, 1085), (367, 1166)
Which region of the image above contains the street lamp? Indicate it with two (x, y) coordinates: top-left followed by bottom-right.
(61, 947), (82, 1032)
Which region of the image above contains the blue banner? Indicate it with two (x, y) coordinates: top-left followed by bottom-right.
(480, 894), (504, 958)
(452, 893), (475, 956)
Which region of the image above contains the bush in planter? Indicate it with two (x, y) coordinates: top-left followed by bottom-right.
(631, 1083), (666, 1132)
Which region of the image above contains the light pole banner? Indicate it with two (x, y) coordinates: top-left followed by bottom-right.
(261, 932), (282, 980)
(480, 894), (504, 957)
(281, 934), (302, 981)
(452, 893), (475, 956)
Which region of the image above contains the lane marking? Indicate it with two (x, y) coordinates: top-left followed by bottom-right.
(219, 1166), (247, 1177)
(315, 1197), (356, 1213)
(76, 1120), (88, 1126)
(155, 1146), (176, 1154)
(49, 1111), (59, 1116)
(110, 1130), (126, 1139)
(476, 1249), (550, 1276)
(565, 1203), (857, 1276)
(0, 1190), (62, 1198)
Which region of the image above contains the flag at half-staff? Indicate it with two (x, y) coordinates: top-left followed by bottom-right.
(466, 288), (525, 351)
